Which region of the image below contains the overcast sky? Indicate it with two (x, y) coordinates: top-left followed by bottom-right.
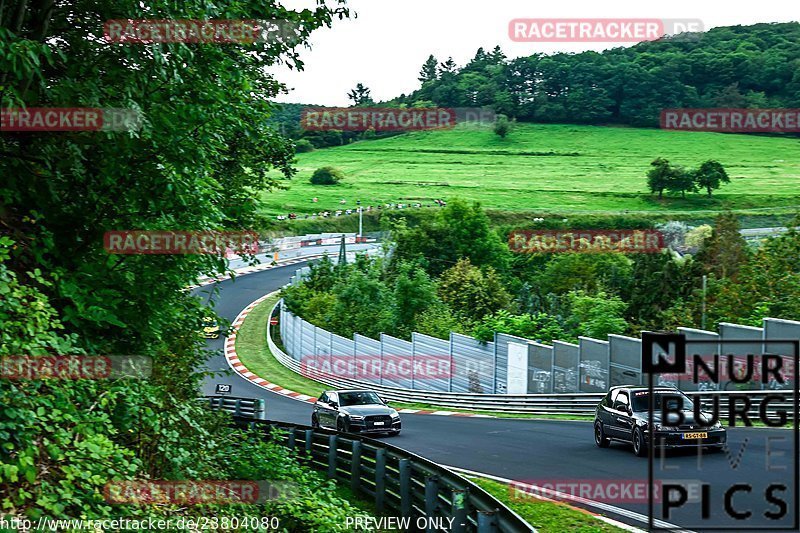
(273, 0), (798, 106)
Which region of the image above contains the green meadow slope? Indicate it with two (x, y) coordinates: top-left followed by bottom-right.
(262, 123), (800, 216)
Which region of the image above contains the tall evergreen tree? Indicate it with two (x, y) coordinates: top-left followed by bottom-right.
(418, 54), (439, 83)
(347, 83), (373, 106)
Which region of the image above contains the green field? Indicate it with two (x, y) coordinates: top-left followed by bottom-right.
(262, 123), (800, 216)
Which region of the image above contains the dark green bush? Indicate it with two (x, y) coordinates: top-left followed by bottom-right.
(294, 139), (315, 153)
(310, 166), (344, 185)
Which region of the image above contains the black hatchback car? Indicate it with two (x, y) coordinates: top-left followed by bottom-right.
(594, 385), (726, 456)
(312, 390), (401, 436)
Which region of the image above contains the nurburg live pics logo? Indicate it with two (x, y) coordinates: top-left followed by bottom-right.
(642, 332), (799, 531)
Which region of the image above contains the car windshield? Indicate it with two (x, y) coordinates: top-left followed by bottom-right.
(631, 391), (694, 412)
(338, 392), (383, 406)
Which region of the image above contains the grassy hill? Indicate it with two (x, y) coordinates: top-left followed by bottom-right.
(261, 123), (800, 216)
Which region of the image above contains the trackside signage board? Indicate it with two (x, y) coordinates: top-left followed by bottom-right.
(642, 334), (799, 531)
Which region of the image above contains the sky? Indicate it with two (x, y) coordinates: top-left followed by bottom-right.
(272, 0), (799, 106)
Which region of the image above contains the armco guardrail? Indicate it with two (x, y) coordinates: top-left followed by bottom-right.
(266, 302), (796, 418)
(204, 396), (267, 420)
(208, 410), (535, 533)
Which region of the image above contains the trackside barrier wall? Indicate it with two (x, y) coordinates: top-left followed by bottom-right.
(267, 313), (797, 419)
(608, 334), (642, 387)
(552, 341), (580, 393)
(578, 337), (609, 393)
(412, 332), (451, 392)
(495, 333), (534, 394)
(206, 410), (536, 532)
(278, 267), (800, 397)
(450, 333), (494, 393)
(528, 342), (554, 394)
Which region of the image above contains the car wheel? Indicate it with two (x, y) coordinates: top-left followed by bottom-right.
(336, 417), (348, 433)
(632, 427), (647, 457)
(594, 422), (610, 448)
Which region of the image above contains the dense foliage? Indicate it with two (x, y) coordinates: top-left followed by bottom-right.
(399, 23), (800, 127)
(310, 166), (344, 185)
(0, 0), (380, 527)
(284, 202), (800, 347)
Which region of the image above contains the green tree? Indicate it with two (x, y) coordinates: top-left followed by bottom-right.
(0, 0), (358, 522)
(347, 83), (373, 106)
(647, 158), (672, 198)
(472, 310), (565, 343)
(665, 165), (696, 197)
(534, 253), (633, 297)
(294, 138), (315, 153)
(566, 291), (628, 339)
(392, 199), (511, 277)
(494, 114), (511, 138)
(418, 54), (439, 84)
(310, 166), (344, 185)
(693, 160), (730, 196)
(701, 218), (800, 326)
(696, 212), (748, 279)
(392, 263), (438, 334)
(437, 259), (512, 321)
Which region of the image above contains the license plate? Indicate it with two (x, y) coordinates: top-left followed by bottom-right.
(681, 432), (708, 439)
(373, 422), (384, 426)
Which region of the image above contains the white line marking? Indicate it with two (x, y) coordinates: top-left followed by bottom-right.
(440, 465), (693, 532)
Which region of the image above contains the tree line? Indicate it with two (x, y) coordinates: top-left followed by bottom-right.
(400, 23), (800, 127)
(647, 158), (731, 198)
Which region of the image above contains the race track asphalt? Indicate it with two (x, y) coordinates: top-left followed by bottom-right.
(194, 263), (798, 531)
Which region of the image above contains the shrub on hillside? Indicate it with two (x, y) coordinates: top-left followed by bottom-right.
(310, 166), (344, 185)
(294, 139), (315, 153)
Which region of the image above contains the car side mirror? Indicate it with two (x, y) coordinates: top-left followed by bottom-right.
(627, 406), (633, 416)
(330, 402), (338, 410)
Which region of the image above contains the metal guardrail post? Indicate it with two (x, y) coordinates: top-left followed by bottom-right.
(451, 488), (468, 533)
(351, 440), (362, 494)
(255, 399), (266, 420)
(287, 428), (296, 450)
(328, 434), (338, 479)
(304, 429), (313, 458)
(234, 399), (242, 417)
(399, 458), (412, 518)
(477, 509), (498, 532)
(424, 476), (439, 532)
(375, 448), (386, 512)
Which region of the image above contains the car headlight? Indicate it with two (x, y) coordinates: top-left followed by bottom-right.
(348, 415), (364, 421)
(655, 424), (677, 431)
(711, 420), (723, 429)
(390, 410), (400, 419)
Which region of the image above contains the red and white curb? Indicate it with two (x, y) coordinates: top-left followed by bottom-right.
(223, 294), (494, 418)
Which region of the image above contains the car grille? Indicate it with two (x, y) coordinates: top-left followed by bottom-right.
(365, 415), (392, 429)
